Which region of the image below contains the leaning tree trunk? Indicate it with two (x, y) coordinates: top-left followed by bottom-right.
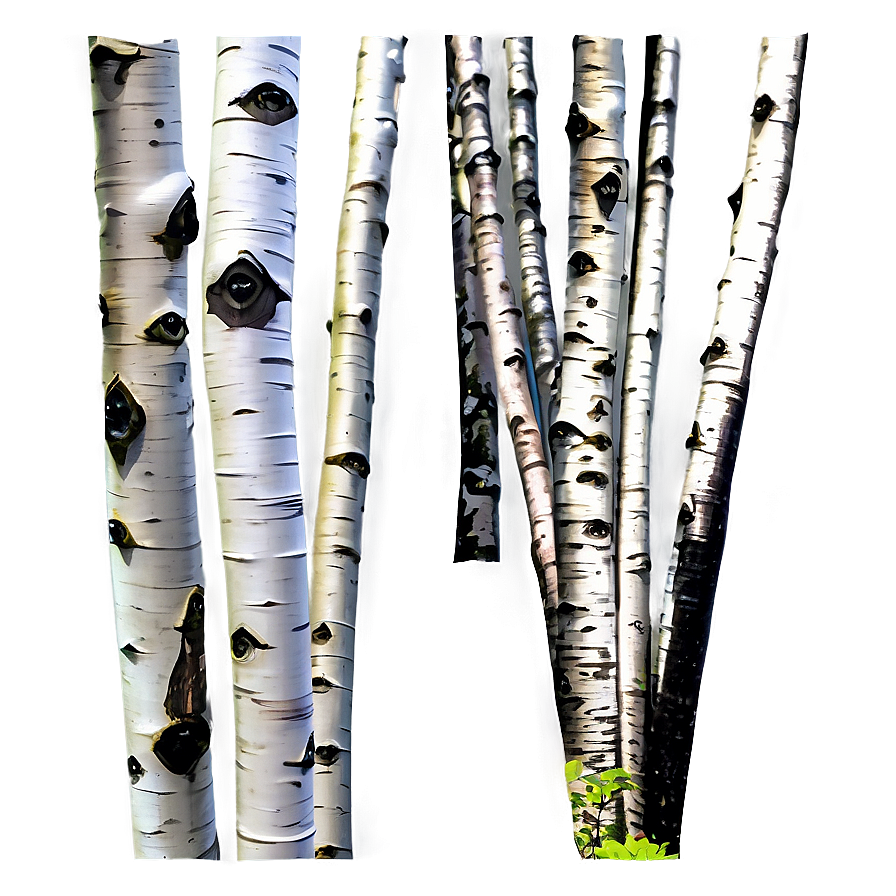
(203, 37), (315, 859)
(89, 36), (218, 859)
(551, 36), (627, 804)
(616, 35), (680, 835)
(449, 34), (559, 658)
(504, 36), (560, 436)
(448, 47), (501, 563)
(644, 34), (807, 854)
(310, 36), (406, 860)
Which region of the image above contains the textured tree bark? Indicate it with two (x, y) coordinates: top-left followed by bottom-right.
(551, 36), (627, 792)
(310, 36), (406, 860)
(202, 36), (315, 860)
(504, 36), (560, 435)
(616, 35), (679, 835)
(448, 49), (501, 563)
(644, 34), (807, 854)
(89, 36), (219, 860)
(449, 34), (559, 657)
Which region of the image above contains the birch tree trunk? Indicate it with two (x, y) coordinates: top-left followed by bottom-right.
(90, 36), (218, 859)
(202, 36), (315, 859)
(310, 36), (406, 859)
(449, 34), (559, 656)
(616, 35), (679, 835)
(644, 34), (807, 854)
(551, 36), (627, 787)
(448, 52), (501, 563)
(504, 36), (560, 433)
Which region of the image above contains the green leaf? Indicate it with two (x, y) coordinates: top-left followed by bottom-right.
(566, 760), (584, 783)
(600, 768), (632, 783)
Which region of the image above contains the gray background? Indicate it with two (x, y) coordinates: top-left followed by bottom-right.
(2, 0), (889, 890)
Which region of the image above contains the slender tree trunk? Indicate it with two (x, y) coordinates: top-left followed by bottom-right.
(89, 36), (218, 859)
(504, 36), (560, 437)
(202, 37), (315, 859)
(644, 34), (808, 854)
(310, 37), (406, 859)
(616, 35), (679, 834)
(551, 36), (627, 786)
(449, 35), (559, 656)
(449, 50), (501, 563)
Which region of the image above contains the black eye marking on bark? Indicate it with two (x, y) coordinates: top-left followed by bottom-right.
(549, 420), (586, 447)
(231, 626), (270, 664)
(568, 250), (598, 276)
(655, 155), (674, 176)
(144, 311), (188, 346)
(700, 337), (727, 365)
(311, 623), (332, 645)
(752, 93), (774, 122)
(99, 294), (110, 328)
(585, 432), (612, 451)
(592, 357), (616, 376)
(314, 743), (342, 767)
(464, 147), (502, 176)
(284, 734), (316, 769)
(89, 40), (141, 99)
(685, 421), (704, 450)
(153, 188), (199, 261)
(127, 755), (144, 785)
(576, 470), (609, 488)
(152, 717), (211, 776)
(593, 171), (622, 219)
(165, 587), (208, 720)
(678, 503), (695, 527)
(584, 519), (611, 539)
(231, 82), (297, 125)
(587, 400), (609, 422)
(565, 102), (602, 141)
(728, 183), (743, 221)
(324, 452), (371, 479)
(105, 375), (145, 466)
(108, 517), (137, 549)
(207, 254), (289, 329)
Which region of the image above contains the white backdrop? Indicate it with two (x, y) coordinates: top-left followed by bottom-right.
(2, 1), (892, 893)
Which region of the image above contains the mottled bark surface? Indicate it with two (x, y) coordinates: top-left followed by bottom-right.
(90, 36), (218, 859)
(449, 34), (559, 658)
(616, 35), (679, 834)
(644, 34), (807, 854)
(448, 51), (501, 563)
(552, 36), (627, 786)
(203, 37), (314, 859)
(505, 36), (559, 435)
(310, 37), (406, 859)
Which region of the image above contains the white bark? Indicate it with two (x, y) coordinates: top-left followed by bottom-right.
(448, 50), (501, 563)
(90, 36), (218, 859)
(616, 35), (679, 834)
(552, 36), (627, 781)
(202, 37), (315, 860)
(449, 35), (559, 657)
(504, 36), (560, 433)
(645, 34), (807, 853)
(310, 36), (406, 859)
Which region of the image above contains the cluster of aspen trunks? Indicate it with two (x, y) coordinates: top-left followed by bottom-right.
(90, 33), (805, 860)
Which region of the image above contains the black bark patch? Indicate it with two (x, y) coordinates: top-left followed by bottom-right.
(576, 470), (608, 488)
(593, 171), (622, 219)
(153, 188), (199, 261)
(105, 375), (145, 466)
(315, 743), (343, 767)
(324, 452), (370, 479)
(128, 755), (144, 784)
(152, 717), (211, 776)
(699, 337), (727, 366)
(752, 93), (774, 122)
(144, 311), (188, 346)
(108, 518), (137, 549)
(378, 222), (389, 247)
(99, 294), (110, 328)
(231, 626), (270, 663)
(587, 400), (609, 422)
(655, 155), (674, 176)
(89, 40), (141, 100)
(584, 519), (611, 539)
(592, 357), (616, 376)
(678, 503), (695, 527)
(164, 587), (208, 719)
(565, 102), (602, 140)
(120, 643), (146, 663)
(315, 845), (344, 859)
(311, 623), (332, 645)
(567, 250), (598, 277)
(230, 82), (297, 125)
(727, 183), (743, 221)
(284, 734), (316, 769)
(206, 253), (288, 329)
(464, 148), (502, 175)
(685, 421), (704, 450)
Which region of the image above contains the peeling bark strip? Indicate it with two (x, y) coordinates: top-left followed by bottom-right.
(89, 36), (218, 860)
(552, 36), (627, 805)
(616, 36), (679, 835)
(504, 36), (560, 434)
(448, 47), (500, 563)
(203, 37), (314, 860)
(449, 35), (559, 657)
(644, 35), (807, 854)
(310, 37), (406, 860)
